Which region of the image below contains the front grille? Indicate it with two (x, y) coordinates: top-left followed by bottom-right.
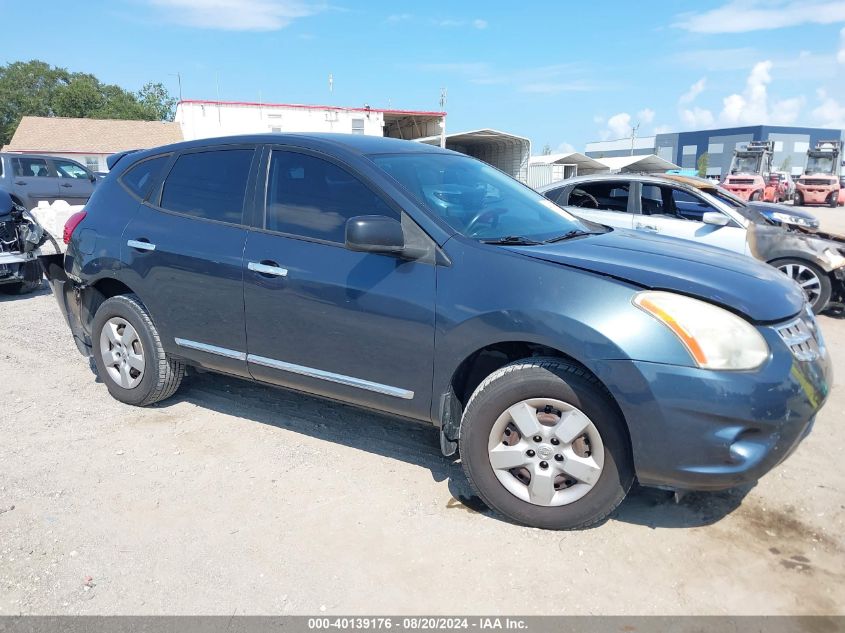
(776, 312), (822, 362)
(728, 179), (755, 185)
(802, 179), (834, 186)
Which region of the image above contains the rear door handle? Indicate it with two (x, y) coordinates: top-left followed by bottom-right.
(15, 181), (26, 185)
(127, 239), (156, 251)
(248, 261), (288, 277)
(60, 183), (73, 188)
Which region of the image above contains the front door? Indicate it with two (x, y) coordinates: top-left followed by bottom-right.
(638, 183), (748, 255)
(243, 147), (437, 420)
(52, 158), (95, 205)
(120, 146), (259, 377)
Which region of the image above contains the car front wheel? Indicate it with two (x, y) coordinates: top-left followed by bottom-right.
(459, 359), (633, 530)
(92, 294), (185, 406)
(772, 258), (832, 314)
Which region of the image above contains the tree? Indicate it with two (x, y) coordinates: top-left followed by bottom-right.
(697, 152), (709, 178)
(0, 59), (177, 145)
(542, 144), (552, 155)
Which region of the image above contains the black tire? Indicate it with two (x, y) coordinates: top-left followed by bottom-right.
(750, 191), (762, 201)
(771, 258), (832, 314)
(459, 358), (633, 530)
(91, 294), (185, 406)
(0, 262), (43, 295)
(794, 192), (804, 207)
(829, 194), (838, 209)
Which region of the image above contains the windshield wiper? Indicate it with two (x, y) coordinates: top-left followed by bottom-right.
(480, 235), (542, 246)
(543, 230), (592, 243)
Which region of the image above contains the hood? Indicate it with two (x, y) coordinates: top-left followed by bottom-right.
(506, 229), (804, 323)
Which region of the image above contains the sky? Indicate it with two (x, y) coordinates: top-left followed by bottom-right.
(3, 0), (845, 153)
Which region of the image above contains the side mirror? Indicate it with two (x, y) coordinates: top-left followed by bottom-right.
(702, 212), (730, 227)
(345, 215), (405, 254)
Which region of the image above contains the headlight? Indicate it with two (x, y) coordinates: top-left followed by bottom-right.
(633, 291), (769, 370)
(770, 211), (817, 229)
(823, 248), (845, 269)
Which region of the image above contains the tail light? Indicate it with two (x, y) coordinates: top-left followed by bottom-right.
(63, 210), (87, 244)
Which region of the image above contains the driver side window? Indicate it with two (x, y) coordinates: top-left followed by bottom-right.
(568, 182), (631, 213)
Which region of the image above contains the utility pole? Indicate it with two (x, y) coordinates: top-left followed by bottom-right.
(329, 73), (334, 94)
(439, 88), (448, 149)
(630, 122), (640, 156)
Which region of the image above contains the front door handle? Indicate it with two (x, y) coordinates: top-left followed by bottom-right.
(636, 223), (659, 232)
(248, 261), (288, 277)
(15, 181), (26, 185)
(127, 239), (156, 252)
(60, 183), (73, 188)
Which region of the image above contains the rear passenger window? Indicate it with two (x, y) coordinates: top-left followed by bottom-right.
(122, 155), (169, 199)
(265, 150), (396, 243)
(160, 149), (253, 224)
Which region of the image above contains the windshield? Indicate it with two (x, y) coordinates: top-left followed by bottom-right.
(730, 154), (762, 175)
(805, 155), (835, 175)
(370, 153), (603, 241)
(705, 188), (766, 224)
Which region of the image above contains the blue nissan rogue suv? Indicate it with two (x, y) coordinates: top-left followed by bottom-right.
(39, 134), (831, 529)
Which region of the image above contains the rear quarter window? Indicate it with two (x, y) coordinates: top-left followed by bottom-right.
(120, 155), (170, 200)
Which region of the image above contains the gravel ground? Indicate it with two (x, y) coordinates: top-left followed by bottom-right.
(1, 217), (845, 615)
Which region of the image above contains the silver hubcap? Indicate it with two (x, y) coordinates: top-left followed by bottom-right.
(100, 317), (145, 389)
(779, 263), (822, 306)
(487, 398), (604, 507)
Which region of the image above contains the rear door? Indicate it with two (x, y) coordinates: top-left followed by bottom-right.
(242, 146), (437, 419)
(637, 183), (748, 255)
(11, 156), (59, 204)
(557, 181), (634, 229)
(52, 158), (96, 204)
(120, 145), (260, 378)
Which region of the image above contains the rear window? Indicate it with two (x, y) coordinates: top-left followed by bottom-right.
(160, 149), (253, 224)
(121, 155), (169, 199)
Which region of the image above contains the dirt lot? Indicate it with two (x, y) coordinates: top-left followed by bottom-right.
(1, 214), (845, 616)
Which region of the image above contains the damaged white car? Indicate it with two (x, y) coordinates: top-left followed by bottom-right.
(0, 191), (76, 295)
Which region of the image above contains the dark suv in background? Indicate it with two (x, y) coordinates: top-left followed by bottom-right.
(0, 152), (97, 209)
(40, 134), (831, 529)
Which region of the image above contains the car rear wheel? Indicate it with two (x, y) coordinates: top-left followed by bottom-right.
(459, 358), (633, 530)
(772, 258), (831, 314)
(92, 294), (185, 406)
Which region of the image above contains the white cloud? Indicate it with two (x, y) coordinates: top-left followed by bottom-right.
(675, 0), (845, 34)
(680, 106), (715, 128)
(770, 96), (806, 124)
(719, 61), (774, 124)
(433, 18), (489, 29)
(679, 78), (707, 104)
(813, 89), (845, 127)
(557, 142), (576, 153)
(148, 0), (323, 30)
(596, 110), (660, 140)
(637, 108), (656, 125)
(473, 18), (488, 30)
(605, 112), (633, 139)
(386, 13), (413, 23)
(839, 27), (845, 63)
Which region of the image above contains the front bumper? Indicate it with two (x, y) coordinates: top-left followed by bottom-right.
(723, 185), (756, 201)
(595, 323), (832, 491)
(796, 186), (837, 205)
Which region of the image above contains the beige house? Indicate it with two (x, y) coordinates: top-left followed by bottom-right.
(3, 116), (182, 172)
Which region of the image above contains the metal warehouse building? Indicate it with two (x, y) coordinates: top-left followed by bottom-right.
(586, 125), (844, 178)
